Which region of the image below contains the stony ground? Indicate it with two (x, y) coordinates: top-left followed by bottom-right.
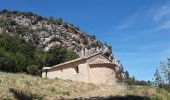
(0, 71), (169, 100)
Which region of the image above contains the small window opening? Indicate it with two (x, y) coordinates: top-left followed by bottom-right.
(75, 66), (79, 73)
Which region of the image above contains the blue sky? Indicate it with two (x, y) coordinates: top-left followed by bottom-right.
(0, 0), (170, 81)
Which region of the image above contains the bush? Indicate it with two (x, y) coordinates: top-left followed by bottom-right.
(49, 87), (70, 96)
(0, 33), (78, 75)
(57, 17), (63, 25)
(2, 9), (8, 13)
(46, 46), (78, 67)
(27, 65), (39, 75)
(75, 26), (80, 31)
(49, 16), (55, 24)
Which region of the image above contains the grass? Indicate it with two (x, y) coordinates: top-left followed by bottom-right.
(0, 71), (170, 100)
(48, 87), (70, 96)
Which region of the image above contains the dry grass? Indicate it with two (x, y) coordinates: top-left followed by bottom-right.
(0, 71), (170, 100)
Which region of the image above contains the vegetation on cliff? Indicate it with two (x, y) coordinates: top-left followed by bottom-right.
(0, 9), (112, 58)
(0, 33), (78, 75)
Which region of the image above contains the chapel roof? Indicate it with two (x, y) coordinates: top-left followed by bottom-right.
(42, 52), (117, 70)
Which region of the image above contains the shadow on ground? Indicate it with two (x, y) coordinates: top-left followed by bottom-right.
(9, 88), (43, 100)
(72, 95), (151, 100)
(9, 88), (151, 100)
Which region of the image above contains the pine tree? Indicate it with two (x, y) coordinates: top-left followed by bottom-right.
(49, 16), (55, 24)
(125, 70), (129, 79)
(132, 76), (135, 85)
(57, 17), (63, 25)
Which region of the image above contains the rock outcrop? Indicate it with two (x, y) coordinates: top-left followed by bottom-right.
(0, 10), (112, 58)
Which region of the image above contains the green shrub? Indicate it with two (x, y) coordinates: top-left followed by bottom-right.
(2, 9), (8, 13)
(27, 65), (39, 75)
(57, 17), (63, 25)
(0, 33), (78, 75)
(49, 16), (55, 24)
(49, 87), (70, 96)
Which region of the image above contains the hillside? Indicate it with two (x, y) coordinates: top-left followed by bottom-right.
(0, 71), (169, 100)
(0, 9), (112, 58)
(0, 9), (125, 78)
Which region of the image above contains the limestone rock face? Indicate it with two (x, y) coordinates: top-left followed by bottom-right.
(0, 11), (113, 58)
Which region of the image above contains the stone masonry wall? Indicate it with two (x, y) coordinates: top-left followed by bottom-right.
(89, 64), (117, 85)
(42, 59), (90, 83)
(42, 54), (117, 85)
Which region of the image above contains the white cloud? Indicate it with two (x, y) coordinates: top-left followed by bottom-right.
(116, 21), (132, 30)
(115, 12), (142, 29)
(141, 20), (170, 34)
(139, 42), (170, 51)
(156, 21), (170, 30)
(153, 4), (170, 22)
(116, 1), (170, 31)
(124, 21), (170, 41)
(123, 3), (170, 41)
(115, 52), (140, 56)
(115, 2), (158, 30)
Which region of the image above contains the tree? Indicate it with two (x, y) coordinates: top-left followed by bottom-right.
(14, 52), (27, 72)
(154, 69), (164, 87)
(57, 17), (63, 25)
(132, 76), (135, 85)
(27, 64), (39, 75)
(49, 16), (55, 24)
(153, 59), (170, 92)
(125, 70), (129, 79)
(75, 26), (80, 31)
(45, 46), (78, 67)
(2, 9), (8, 13)
(46, 46), (66, 66)
(119, 64), (124, 74)
(91, 35), (96, 40)
(160, 61), (170, 84)
(0, 33), (79, 75)
(65, 51), (78, 62)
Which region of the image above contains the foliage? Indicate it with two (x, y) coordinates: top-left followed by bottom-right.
(49, 87), (70, 96)
(125, 70), (129, 79)
(75, 26), (80, 31)
(118, 68), (152, 86)
(1, 9), (8, 13)
(65, 51), (78, 62)
(124, 75), (152, 86)
(91, 35), (96, 40)
(0, 33), (78, 75)
(27, 65), (39, 75)
(83, 38), (88, 45)
(154, 59), (170, 92)
(154, 69), (164, 87)
(90, 41), (102, 49)
(57, 17), (63, 25)
(103, 42), (112, 57)
(46, 46), (78, 67)
(49, 16), (55, 24)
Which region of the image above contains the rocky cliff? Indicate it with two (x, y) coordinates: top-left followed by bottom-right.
(0, 10), (113, 59)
